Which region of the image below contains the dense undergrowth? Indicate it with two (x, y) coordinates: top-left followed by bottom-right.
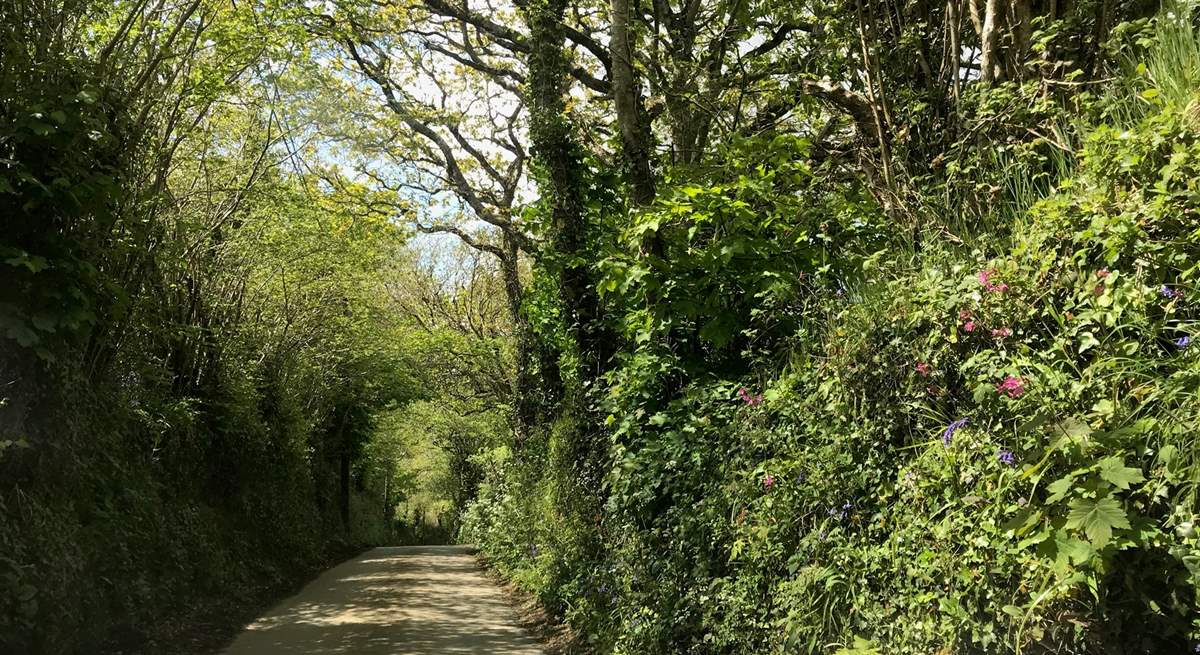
(461, 10), (1200, 654)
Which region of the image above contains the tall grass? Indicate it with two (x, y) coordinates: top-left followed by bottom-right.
(1108, 0), (1200, 124)
(1147, 0), (1200, 108)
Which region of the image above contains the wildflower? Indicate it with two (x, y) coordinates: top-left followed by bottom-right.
(915, 362), (931, 376)
(762, 473), (776, 490)
(959, 309), (974, 321)
(997, 449), (1016, 467)
(942, 417), (969, 446)
(738, 387), (763, 406)
(1161, 285), (1185, 299)
(1096, 269), (1110, 278)
(964, 321), (977, 332)
(991, 327), (1011, 338)
(1094, 284), (1106, 297)
(1176, 336), (1191, 350)
(978, 269), (1009, 293)
(996, 375), (1026, 398)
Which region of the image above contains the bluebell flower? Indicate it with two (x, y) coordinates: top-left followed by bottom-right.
(1175, 336), (1191, 350)
(997, 449), (1016, 467)
(942, 417), (969, 446)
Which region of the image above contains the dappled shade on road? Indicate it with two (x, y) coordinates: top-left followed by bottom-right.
(223, 546), (543, 654)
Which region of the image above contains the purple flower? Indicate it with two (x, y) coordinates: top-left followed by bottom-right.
(997, 449), (1016, 467)
(762, 473), (776, 490)
(942, 417), (969, 446)
(1161, 285), (1185, 299)
(1175, 336), (1191, 350)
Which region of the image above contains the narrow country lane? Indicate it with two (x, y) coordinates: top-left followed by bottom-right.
(222, 546), (544, 655)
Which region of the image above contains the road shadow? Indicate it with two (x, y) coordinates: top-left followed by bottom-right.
(223, 546), (543, 654)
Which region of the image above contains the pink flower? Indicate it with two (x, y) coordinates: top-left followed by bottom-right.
(959, 309), (974, 320)
(964, 321), (977, 332)
(1096, 269), (1110, 279)
(978, 269), (1009, 293)
(991, 327), (1011, 338)
(738, 387), (763, 406)
(762, 473), (776, 490)
(996, 375), (1026, 398)
(915, 362), (931, 377)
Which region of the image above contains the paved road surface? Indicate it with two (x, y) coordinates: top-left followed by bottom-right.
(223, 545), (544, 654)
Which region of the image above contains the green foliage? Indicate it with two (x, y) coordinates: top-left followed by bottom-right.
(466, 9), (1200, 654)
(0, 3), (417, 651)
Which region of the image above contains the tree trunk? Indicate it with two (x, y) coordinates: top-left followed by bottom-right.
(339, 449), (351, 529)
(499, 231), (543, 447)
(979, 0), (1004, 83)
(609, 0), (656, 206)
(523, 0), (612, 384)
(523, 0), (614, 501)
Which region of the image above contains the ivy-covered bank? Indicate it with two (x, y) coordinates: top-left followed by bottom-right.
(461, 16), (1200, 655)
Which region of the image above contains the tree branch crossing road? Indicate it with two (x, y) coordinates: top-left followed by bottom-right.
(223, 546), (545, 654)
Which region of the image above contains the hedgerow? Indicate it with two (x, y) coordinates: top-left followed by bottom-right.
(462, 24), (1200, 655)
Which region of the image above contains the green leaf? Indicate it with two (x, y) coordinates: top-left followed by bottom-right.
(1001, 604), (1024, 618)
(1054, 529), (1095, 567)
(1066, 496), (1130, 547)
(1077, 331), (1100, 353)
(972, 382), (993, 403)
(1097, 457), (1144, 490)
(1045, 474), (1077, 504)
